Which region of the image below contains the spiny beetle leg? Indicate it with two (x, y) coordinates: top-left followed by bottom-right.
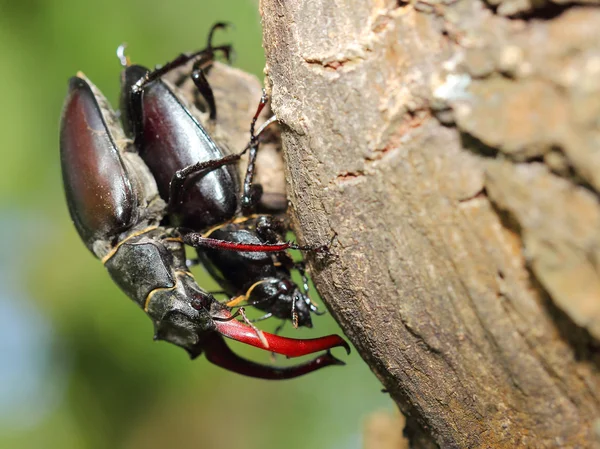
(294, 261), (311, 295)
(131, 44), (231, 96)
(133, 22), (232, 94)
(189, 23), (236, 121)
(166, 112), (279, 216)
(203, 334), (345, 380)
(293, 261), (325, 315)
(182, 234), (329, 253)
(129, 21), (233, 106)
(241, 90), (270, 216)
(212, 314), (350, 357)
(167, 153), (242, 214)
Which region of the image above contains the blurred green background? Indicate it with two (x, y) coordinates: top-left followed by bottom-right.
(0, 1), (392, 448)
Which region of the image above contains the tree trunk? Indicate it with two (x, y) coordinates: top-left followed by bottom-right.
(259, 0), (600, 447)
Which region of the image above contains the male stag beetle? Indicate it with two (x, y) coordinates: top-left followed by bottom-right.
(59, 24), (348, 379)
(118, 24), (325, 330)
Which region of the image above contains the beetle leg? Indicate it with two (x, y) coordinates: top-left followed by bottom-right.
(122, 23), (232, 141)
(211, 311), (350, 357)
(131, 43), (231, 95)
(202, 334), (345, 380)
(249, 312), (273, 323)
(166, 112), (279, 215)
(241, 91), (270, 215)
(129, 21), (233, 107)
(182, 233), (329, 254)
(190, 63), (217, 120)
(167, 153), (242, 213)
(293, 261), (311, 295)
(132, 22), (232, 95)
(206, 22), (231, 50)
(189, 22), (236, 121)
(293, 261), (324, 315)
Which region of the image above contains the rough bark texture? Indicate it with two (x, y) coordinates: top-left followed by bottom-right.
(260, 0), (600, 447)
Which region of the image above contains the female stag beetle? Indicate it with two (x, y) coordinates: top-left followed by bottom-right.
(59, 25), (348, 379)
(118, 23), (326, 330)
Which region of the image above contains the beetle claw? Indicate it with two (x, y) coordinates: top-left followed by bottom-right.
(203, 334), (345, 380)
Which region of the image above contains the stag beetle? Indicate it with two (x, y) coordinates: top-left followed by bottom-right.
(118, 23), (325, 329)
(194, 216), (321, 329)
(59, 25), (348, 379)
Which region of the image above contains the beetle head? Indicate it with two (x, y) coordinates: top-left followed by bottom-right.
(148, 273), (220, 356)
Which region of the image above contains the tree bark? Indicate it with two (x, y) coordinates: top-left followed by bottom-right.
(260, 0), (600, 447)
